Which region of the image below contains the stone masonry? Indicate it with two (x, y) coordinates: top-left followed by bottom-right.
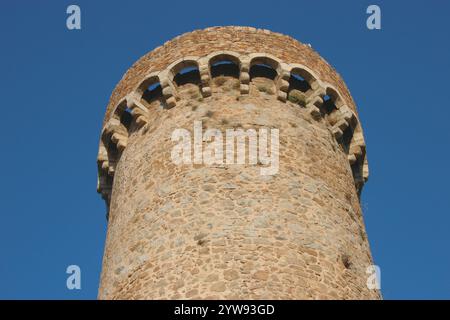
(97, 26), (380, 299)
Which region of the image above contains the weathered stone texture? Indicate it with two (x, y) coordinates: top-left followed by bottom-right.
(97, 26), (379, 300)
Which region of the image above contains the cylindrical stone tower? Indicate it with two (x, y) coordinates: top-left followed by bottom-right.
(97, 26), (380, 299)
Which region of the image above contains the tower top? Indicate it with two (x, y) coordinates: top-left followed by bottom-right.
(103, 26), (358, 123)
(98, 26), (369, 208)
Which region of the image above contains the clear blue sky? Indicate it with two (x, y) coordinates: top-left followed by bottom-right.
(0, 0), (449, 299)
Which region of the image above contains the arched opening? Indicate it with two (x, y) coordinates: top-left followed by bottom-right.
(142, 82), (163, 104)
(173, 64), (201, 87)
(209, 55), (240, 91)
(322, 94), (337, 114)
(288, 73), (311, 92)
(249, 63), (277, 80)
(113, 101), (133, 134)
(249, 57), (279, 95)
(287, 71), (312, 107)
(210, 59), (239, 78)
(138, 76), (165, 107)
(171, 61), (202, 100)
(322, 88), (341, 115)
(120, 108), (133, 131)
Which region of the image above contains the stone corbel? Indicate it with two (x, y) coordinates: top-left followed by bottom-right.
(276, 64), (290, 102)
(127, 94), (149, 128)
(111, 132), (128, 152)
(339, 105), (356, 125)
(198, 57), (212, 97)
(104, 118), (128, 153)
(97, 144), (109, 173)
(305, 85), (326, 104)
(348, 130), (366, 165)
(159, 71), (177, 108)
(306, 95), (323, 120)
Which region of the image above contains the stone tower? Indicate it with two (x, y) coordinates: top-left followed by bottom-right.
(97, 26), (380, 299)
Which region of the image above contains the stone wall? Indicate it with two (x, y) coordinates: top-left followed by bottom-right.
(97, 26), (379, 300)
